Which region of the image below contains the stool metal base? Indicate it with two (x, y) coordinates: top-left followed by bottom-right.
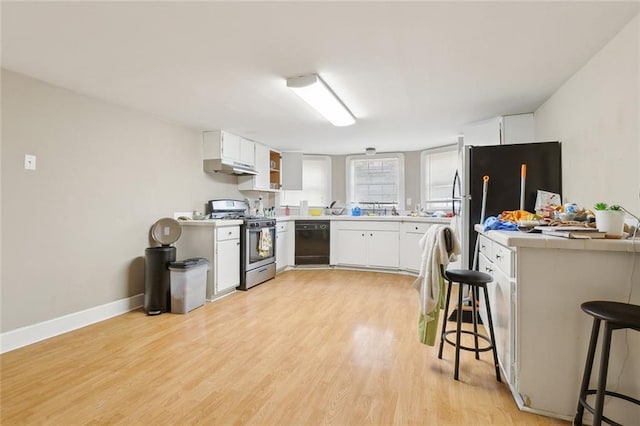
(574, 306), (640, 426)
(442, 329), (494, 353)
(437, 271), (501, 382)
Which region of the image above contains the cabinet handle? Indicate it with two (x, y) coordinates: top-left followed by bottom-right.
(485, 266), (493, 273)
(361, 233), (365, 237)
(415, 226), (418, 230)
(481, 244), (486, 250)
(495, 253), (502, 260)
(370, 233), (373, 237)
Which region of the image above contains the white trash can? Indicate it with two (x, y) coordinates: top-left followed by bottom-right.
(168, 258), (208, 314)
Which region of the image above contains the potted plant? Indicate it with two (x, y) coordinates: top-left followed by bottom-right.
(593, 203), (626, 237)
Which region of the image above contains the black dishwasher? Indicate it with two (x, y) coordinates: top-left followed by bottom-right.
(295, 221), (330, 265)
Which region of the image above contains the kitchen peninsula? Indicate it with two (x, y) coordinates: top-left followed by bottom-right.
(475, 226), (640, 423)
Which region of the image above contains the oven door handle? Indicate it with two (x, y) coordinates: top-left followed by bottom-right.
(247, 227), (276, 233)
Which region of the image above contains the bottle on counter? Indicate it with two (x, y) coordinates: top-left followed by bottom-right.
(285, 205), (290, 216)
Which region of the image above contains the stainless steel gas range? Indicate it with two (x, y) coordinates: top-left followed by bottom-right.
(208, 199), (276, 290)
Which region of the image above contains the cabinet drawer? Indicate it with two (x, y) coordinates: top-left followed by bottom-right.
(478, 235), (492, 259)
(401, 222), (431, 234)
(492, 243), (514, 277)
(216, 226), (240, 241)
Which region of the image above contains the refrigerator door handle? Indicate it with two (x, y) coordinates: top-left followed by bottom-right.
(452, 170), (462, 216)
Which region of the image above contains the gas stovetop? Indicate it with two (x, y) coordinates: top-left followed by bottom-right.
(209, 214), (245, 220)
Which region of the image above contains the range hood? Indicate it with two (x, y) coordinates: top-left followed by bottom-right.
(203, 159), (258, 176)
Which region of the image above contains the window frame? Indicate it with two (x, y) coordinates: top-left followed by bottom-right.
(420, 144), (458, 211)
(345, 152), (405, 210)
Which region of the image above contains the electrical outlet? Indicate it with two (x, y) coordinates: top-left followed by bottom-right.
(406, 197), (412, 206)
(24, 154), (36, 170)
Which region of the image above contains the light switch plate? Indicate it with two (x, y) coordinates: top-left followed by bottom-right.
(24, 154), (36, 170)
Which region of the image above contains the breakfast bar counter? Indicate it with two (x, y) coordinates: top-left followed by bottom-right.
(476, 227), (639, 423)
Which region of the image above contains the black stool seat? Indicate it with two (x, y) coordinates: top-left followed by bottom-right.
(438, 267), (500, 382)
(581, 301), (640, 330)
(444, 269), (492, 284)
(575, 301), (640, 426)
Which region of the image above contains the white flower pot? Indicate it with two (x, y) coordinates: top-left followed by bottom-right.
(594, 210), (626, 237)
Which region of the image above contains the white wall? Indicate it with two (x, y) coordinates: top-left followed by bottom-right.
(1, 70), (245, 333)
(535, 14), (639, 215)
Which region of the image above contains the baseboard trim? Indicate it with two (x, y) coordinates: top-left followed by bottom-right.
(1, 294), (144, 354)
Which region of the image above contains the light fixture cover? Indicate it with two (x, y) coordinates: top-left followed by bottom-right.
(286, 74), (355, 126)
(365, 147), (376, 156)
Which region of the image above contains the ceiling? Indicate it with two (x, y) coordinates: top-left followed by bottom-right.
(2, 1), (638, 155)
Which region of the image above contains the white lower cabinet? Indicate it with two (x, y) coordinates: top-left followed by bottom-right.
(477, 235), (515, 386)
(276, 221), (292, 271)
(334, 221), (399, 269)
(400, 222), (432, 271)
(215, 227), (240, 293)
(176, 223), (240, 300)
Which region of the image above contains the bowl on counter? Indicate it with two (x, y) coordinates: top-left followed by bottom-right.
(309, 208), (323, 216)
(555, 212), (576, 222)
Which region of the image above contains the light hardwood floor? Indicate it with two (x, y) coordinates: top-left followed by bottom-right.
(1, 270), (569, 425)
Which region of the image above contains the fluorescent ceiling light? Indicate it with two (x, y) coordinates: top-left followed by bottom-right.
(286, 74), (356, 126)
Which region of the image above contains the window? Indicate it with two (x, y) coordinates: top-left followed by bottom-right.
(280, 155), (332, 207)
(346, 153), (405, 210)
(420, 145), (458, 211)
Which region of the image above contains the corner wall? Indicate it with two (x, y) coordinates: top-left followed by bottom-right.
(1, 70), (244, 333)
(534, 14), (639, 214)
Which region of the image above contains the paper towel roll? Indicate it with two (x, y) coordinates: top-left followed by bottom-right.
(300, 200), (309, 216)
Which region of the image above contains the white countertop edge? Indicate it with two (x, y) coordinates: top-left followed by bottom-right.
(177, 215), (453, 227)
(177, 219), (243, 227)
(274, 215), (453, 224)
(475, 224), (640, 252)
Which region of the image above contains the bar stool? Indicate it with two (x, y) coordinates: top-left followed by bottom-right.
(437, 268), (501, 382)
(574, 301), (640, 426)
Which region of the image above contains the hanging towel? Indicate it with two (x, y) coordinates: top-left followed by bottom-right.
(258, 228), (272, 257)
(412, 225), (461, 345)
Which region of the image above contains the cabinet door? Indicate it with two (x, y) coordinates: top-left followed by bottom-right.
(478, 253), (513, 385)
(221, 131), (241, 162)
(276, 230), (289, 271)
(281, 152), (303, 190)
(491, 266), (514, 385)
(216, 238), (240, 292)
(368, 231), (399, 268)
(239, 137), (255, 167)
(337, 230), (367, 266)
(400, 226), (430, 271)
(254, 143), (270, 189)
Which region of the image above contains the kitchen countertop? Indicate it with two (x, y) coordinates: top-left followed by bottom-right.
(475, 224), (640, 252)
(176, 215), (453, 226)
(177, 219), (243, 227)
(275, 215), (453, 224)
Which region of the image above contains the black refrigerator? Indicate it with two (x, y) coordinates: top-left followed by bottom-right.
(458, 141), (562, 269)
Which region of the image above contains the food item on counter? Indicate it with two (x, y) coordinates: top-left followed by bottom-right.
(500, 210), (538, 222)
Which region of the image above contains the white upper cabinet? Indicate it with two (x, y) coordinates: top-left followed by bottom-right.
(281, 152), (303, 190)
(462, 113), (534, 146)
(221, 131), (241, 162)
(203, 130), (256, 174)
(238, 143), (270, 191)
(239, 137), (255, 168)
